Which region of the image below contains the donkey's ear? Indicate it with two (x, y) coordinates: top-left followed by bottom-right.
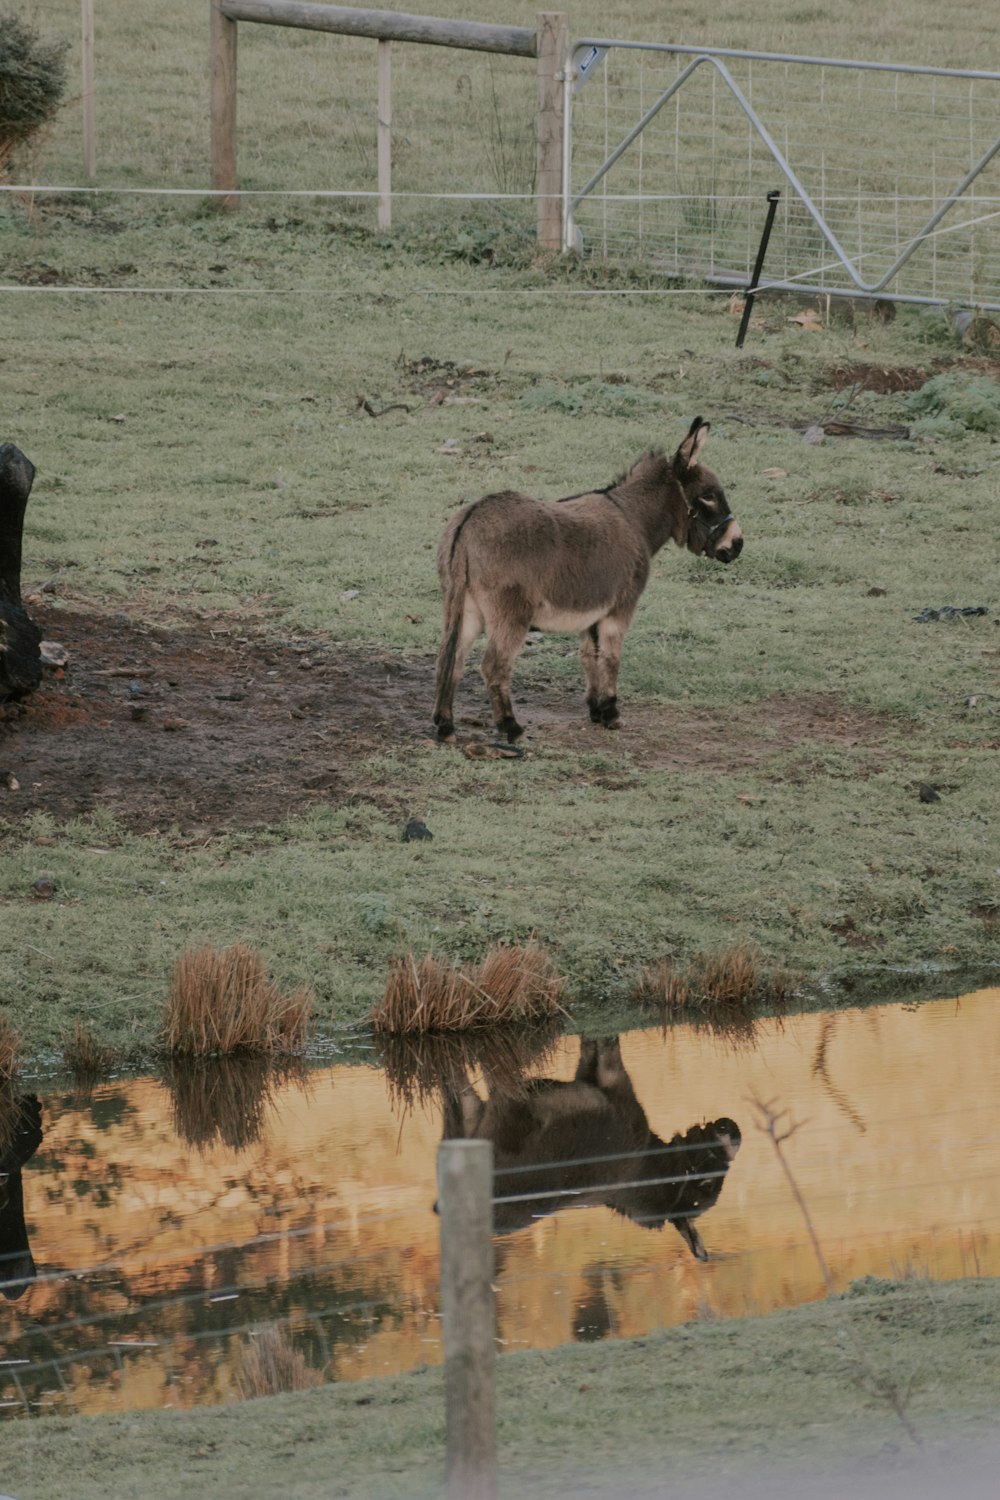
(675, 417), (710, 472)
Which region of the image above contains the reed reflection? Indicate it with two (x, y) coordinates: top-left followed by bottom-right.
(0, 1092), (42, 1300)
(164, 1054), (308, 1151)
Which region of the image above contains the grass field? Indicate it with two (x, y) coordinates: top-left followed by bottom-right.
(1, 1), (998, 1068)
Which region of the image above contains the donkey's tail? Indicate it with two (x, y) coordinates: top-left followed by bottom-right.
(432, 535), (470, 739)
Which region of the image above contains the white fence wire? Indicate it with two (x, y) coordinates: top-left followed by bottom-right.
(3, 1130), (999, 1419)
(566, 43), (1000, 308)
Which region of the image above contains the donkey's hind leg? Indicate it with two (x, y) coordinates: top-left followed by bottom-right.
(481, 591), (532, 741)
(433, 598), (484, 739)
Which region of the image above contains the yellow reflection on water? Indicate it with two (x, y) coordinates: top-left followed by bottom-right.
(3, 988), (998, 1414)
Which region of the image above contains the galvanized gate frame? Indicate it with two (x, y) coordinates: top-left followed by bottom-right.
(561, 40), (1000, 307)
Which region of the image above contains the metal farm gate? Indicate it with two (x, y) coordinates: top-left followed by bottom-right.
(562, 41), (1000, 309)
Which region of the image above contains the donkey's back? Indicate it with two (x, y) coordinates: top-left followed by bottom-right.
(432, 418), (742, 742)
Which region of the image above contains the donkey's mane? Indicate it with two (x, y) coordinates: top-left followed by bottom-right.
(610, 447), (668, 489)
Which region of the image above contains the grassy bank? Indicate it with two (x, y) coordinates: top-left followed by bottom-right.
(2, 207), (1000, 1059)
(3, 1275), (999, 1498)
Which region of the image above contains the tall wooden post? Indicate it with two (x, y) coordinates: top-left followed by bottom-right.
(81, 0), (96, 178)
(377, 39), (392, 231)
(210, 0), (239, 207)
(437, 1139), (496, 1500)
(535, 12), (568, 251)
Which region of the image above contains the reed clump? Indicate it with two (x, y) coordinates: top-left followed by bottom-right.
(0, 1012), (18, 1086)
(163, 944), (312, 1056)
(373, 942), (566, 1034)
(634, 943), (799, 1018)
(235, 1323), (323, 1400)
(0, 1084), (19, 1164)
(61, 1019), (119, 1082)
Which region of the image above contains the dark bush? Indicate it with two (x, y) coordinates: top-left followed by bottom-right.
(0, 10), (69, 174)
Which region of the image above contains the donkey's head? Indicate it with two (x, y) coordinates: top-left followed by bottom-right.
(672, 417), (743, 564)
(611, 1116), (742, 1259)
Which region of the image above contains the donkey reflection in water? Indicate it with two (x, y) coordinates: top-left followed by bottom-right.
(433, 417), (743, 742)
(441, 1036), (740, 1260)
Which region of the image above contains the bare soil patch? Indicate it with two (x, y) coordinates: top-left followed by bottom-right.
(823, 357), (1000, 394)
(0, 607), (891, 833)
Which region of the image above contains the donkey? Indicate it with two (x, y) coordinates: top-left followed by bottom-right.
(440, 1036), (740, 1260)
(432, 417), (742, 742)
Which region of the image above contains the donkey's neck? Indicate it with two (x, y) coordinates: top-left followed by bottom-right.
(611, 451), (685, 553)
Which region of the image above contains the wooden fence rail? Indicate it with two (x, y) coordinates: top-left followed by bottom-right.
(209, 2), (568, 245)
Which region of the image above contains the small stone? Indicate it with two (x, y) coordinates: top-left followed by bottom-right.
(918, 783), (941, 803)
(403, 819), (433, 842)
(39, 640), (69, 668)
(31, 876), (57, 900)
(2, 772), (19, 791)
(162, 717), (189, 732)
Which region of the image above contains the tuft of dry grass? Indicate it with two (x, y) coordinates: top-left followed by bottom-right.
(633, 944), (799, 1021)
(372, 942), (567, 1035)
(163, 944), (312, 1056)
(234, 1323), (324, 1400)
(164, 1054), (307, 1152)
(0, 1087), (18, 1164)
(61, 1019), (119, 1082)
(0, 1012), (18, 1085)
(376, 1018), (563, 1115)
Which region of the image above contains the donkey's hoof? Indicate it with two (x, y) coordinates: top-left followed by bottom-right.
(499, 716), (524, 743)
(598, 696), (620, 729)
(435, 718), (456, 741)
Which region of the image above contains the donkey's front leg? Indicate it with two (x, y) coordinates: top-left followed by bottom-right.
(481, 604), (530, 741)
(580, 615), (629, 729)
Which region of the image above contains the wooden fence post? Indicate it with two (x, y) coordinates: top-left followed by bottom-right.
(535, 12), (568, 251)
(377, 38), (392, 230)
(437, 1139), (496, 1500)
(210, 0), (239, 206)
(81, 0), (96, 178)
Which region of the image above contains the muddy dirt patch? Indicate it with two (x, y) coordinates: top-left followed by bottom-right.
(823, 357), (1000, 394)
(0, 608), (891, 833)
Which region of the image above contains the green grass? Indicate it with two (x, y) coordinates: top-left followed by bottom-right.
(2, 1275), (999, 1498)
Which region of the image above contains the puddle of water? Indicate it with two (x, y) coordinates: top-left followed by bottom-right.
(1, 987), (998, 1416)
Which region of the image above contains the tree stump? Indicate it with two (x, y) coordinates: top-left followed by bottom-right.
(0, 443), (42, 703)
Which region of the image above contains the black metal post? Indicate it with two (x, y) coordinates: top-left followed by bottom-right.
(736, 189), (781, 348)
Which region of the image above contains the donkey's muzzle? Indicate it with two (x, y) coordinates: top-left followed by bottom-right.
(713, 535), (743, 564)
(704, 514), (742, 564)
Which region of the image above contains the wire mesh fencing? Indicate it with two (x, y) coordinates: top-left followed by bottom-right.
(567, 42), (1000, 308)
